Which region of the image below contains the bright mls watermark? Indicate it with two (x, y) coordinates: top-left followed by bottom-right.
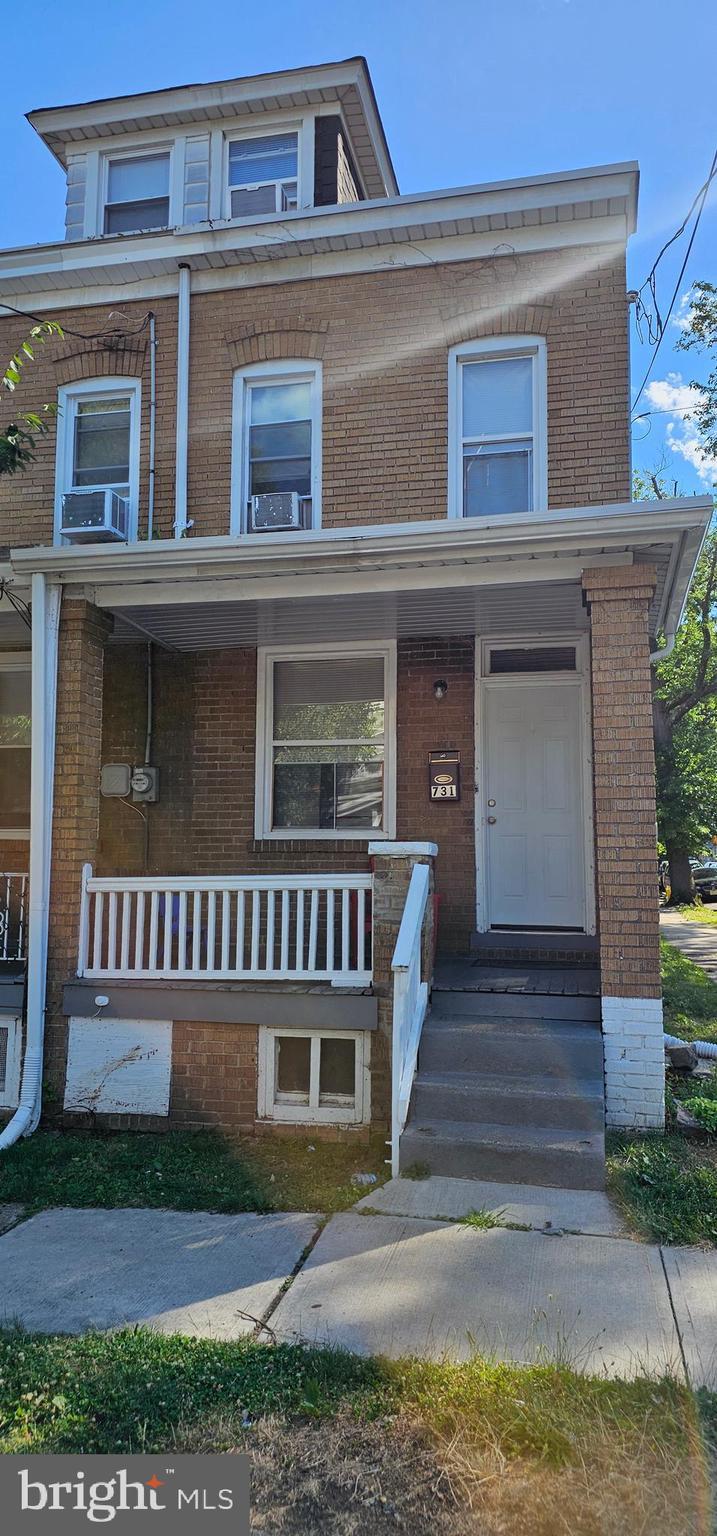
(3, 1455), (250, 1531)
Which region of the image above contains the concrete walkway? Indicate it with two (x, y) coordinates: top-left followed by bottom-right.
(661, 908), (717, 981)
(0, 1195), (715, 1386)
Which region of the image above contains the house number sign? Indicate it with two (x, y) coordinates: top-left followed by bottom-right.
(429, 751), (461, 802)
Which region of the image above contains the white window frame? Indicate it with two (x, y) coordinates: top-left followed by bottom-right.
(231, 360), (322, 535)
(0, 1018), (22, 1109)
(448, 336), (547, 521)
(54, 377), (142, 545)
(223, 123), (303, 220)
(0, 652), (31, 841)
(100, 145), (174, 236)
(258, 1027), (370, 1124)
(255, 639), (397, 842)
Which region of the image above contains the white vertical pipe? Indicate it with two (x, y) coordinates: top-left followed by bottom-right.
(173, 263), (191, 540)
(0, 574), (61, 1147)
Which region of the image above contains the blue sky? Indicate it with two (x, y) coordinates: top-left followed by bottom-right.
(2, 0), (715, 495)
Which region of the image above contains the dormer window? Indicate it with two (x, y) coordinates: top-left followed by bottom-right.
(227, 132), (298, 217)
(104, 151), (171, 234)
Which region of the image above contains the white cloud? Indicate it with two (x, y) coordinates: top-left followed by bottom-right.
(643, 371), (716, 488)
(672, 291), (696, 333)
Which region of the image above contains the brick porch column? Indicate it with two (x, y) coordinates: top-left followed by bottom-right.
(44, 598), (111, 1106)
(368, 841), (436, 1129)
(582, 564), (663, 1129)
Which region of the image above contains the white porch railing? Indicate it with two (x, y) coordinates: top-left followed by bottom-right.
(389, 861), (431, 1177)
(78, 866), (373, 987)
(0, 874), (28, 963)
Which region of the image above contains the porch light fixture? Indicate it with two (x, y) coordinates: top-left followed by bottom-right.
(433, 679), (448, 699)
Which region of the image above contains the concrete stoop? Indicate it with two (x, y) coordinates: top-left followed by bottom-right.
(400, 973), (605, 1190)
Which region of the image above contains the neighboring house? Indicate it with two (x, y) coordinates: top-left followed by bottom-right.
(0, 58), (711, 1183)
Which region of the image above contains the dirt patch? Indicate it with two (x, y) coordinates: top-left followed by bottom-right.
(180, 1410), (713, 1535)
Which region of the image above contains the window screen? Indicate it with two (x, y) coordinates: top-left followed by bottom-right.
(228, 133), (298, 217)
(461, 353), (535, 517)
(73, 397), (131, 491)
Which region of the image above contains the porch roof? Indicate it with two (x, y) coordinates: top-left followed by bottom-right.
(9, 497), (712, 652)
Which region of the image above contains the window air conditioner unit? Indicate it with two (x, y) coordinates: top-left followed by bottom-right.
(60, 489), (129, 543)
(249, 491), (307, 533)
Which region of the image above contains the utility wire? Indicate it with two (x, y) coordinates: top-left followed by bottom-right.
(632, 145), (717, 411)
(0, 299), (152, 342)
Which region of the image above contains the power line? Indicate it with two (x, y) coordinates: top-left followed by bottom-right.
(632, 145), (717, 411)
(0, 299), (152, 342)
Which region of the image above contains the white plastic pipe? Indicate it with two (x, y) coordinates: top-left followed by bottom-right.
(0, 574), (61, 1148)
(664, 1031), (717, 1062)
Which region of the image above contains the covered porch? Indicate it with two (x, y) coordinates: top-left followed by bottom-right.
(4, 496), (712, 1147)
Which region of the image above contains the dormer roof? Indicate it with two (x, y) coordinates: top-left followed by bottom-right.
(27, 56), (398, 201)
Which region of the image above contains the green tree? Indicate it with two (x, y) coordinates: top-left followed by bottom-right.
(1, 321), (62, 476)
(636, 462), (717, 900)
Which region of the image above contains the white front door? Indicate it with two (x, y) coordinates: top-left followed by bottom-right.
(483, 680), (586, 929)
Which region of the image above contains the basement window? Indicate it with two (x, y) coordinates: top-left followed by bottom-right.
(0, 1019), (21, 1109)
(258, 1028), (369, 1123)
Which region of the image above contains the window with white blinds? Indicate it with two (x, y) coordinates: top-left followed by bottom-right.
(448, 337), (547, 519)
(257, 646), (396, 839)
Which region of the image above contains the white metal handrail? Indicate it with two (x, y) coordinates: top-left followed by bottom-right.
(0, 873), (28, 963)
(78, 866), (373, 987)
(390, 860), (430, 1176)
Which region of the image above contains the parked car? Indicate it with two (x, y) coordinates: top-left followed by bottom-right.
(692, 860), (717, 901)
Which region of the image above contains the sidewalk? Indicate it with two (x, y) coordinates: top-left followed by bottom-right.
(661, 907), (717, 981)
(1, 1180), (715, 1387)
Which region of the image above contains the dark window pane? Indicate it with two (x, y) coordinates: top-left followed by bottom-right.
(0, 1028), (7, 1095)
(0, 672), (31, 746)
(231, 185), (277, 217)
(250, 458), (311, 496)
(489, 647), (577, 674)
(0, 749), (30, 829)
(275, 1036), (310, 1099)
(273, 761), (335, 829)
(319, 1038), (355, 1101)
(250, 422), (311, 460)
(104, 198), (170, 234)
(463, 443), (531, 517)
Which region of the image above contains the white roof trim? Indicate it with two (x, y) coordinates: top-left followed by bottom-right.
(27, 58), (398, 198)
(0, 163), (638, 309)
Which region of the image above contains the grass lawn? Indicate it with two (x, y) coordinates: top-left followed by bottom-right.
(0, 1128), (389, 1216)
(0, 1329), (712, 1534)
(675, 902), (717, 926)
(606, 1132), (717, 1246)
(661, 937), (717, 1042)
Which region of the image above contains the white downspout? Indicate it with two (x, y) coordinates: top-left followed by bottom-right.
(173, 263), (191, 540)
(0, 573), (61, 1147)
(650, 629), (677, 665)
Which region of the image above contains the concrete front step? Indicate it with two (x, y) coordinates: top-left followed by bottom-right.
(399, 1119), (606, 1190)
(431, 990), (601, 1022)
(419, 1019), (604, 1077)
(412, 1069), (605, 1132)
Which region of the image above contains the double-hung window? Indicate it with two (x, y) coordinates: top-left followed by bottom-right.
(233, 361), (321, 532)
(0, 655), (31, 836)
(104, 152), (171, 234)
(227, 132), (298, 217)
(256, 644), (396, 840)
(55, 380), (141, 543)
(449, 338), (547, 518)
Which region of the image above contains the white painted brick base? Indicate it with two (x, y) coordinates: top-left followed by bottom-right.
(601, 996), (665, 1129)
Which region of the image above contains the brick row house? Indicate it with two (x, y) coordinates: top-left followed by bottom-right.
(0, 59), (711, 1184)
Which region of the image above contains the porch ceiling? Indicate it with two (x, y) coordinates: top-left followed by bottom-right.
(109, 578), (590, 650)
